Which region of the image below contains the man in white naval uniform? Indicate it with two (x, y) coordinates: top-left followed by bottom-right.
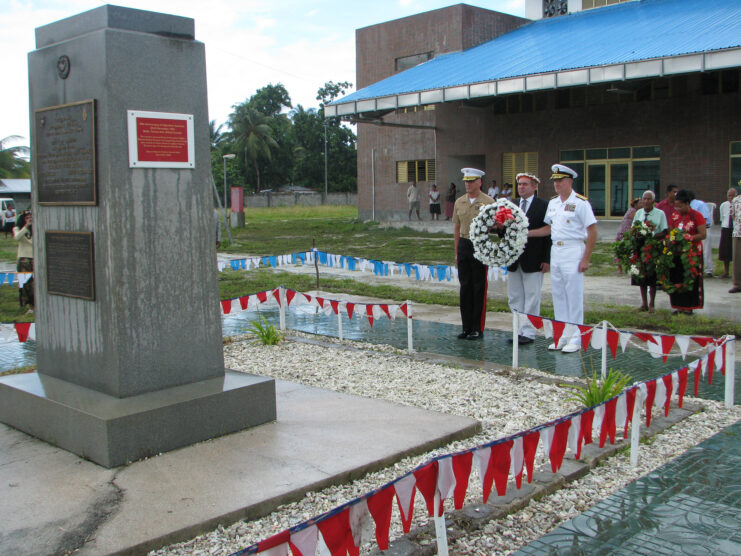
(529, 164), (597, 353)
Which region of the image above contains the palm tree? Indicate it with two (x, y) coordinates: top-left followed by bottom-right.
(228, 105), (278, 193)
(0, 135), (30, 178)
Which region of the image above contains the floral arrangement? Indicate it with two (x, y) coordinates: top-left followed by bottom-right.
(612, 220), (660, 280)
(470, 199), (529, 267)
(655, 228), (701, 293)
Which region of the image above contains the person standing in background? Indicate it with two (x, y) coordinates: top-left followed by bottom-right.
(730, 192), (741, 293)
(656, 184), (678, 224)
(428, 183), (441, 220)
(407, 181), (421, 220)
(445, 182), (457, 220)
(13, 210), (34, 311)
(487, 180), (499, 199)
(718, 188), (736, 278)
(689, 192), (713, 277)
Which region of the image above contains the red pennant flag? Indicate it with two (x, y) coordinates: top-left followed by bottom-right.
(691, 336), (713, 347)
(677, 367), (689, 408)
(239, 296), (249, 310)
(272, 289), (282, 306)
(599, 398), (617, 447)
(413, 462), (438, 517)
(366, 487), (395, 550)
(257, 291), (268, 304)
(330, 300), (340, 315)
(14, 322), (32, 343)
(662, 374), (673, 416)
(303, 293), (313, 304)
(693, 360), (702, 396)
(285, 289), (296, 306)
(365, 304), (374, 328)
(489, 440), (513, 498)
(550, 420), (571, 472)
(606, 329), (619, 359)
(645, 380), (657, 427)
(522, 431), (540, 484)
(316, 297), (325, 308)
(721, 343), (727, 376)
(552, 321), (566, 348)
(528, 315), (544, 329)
(580, 409), (594, 446)
(633, 332), (657, 344)
(316, 509), (355, 556)
(578, 325), (593, 352)
(258, 530), (290, 552)
(452, 452), (473, 509)
(660, 335), (675, 363)
(624, 388), (637, 438)
(220, 299), (232, 314)
(346, 303), (355, 320)
(400, 303), (408, 317)
(379, 304), (391, 319)
(706, 351), (716, 386)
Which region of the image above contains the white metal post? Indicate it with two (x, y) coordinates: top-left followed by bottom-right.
(601, 320), (608, 379)
(407, 301), (414, 353)
(433, 492), (449, 556)
(337, 303), (344, 341)
(725, 336), (736, 409)
(512, 311), (519, 369)
(630, 388), (644, 467)
(278, 287), (286, 332)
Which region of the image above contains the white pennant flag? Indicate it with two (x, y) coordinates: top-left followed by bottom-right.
(542, 319), (554, 339)
(394, 474), (417, 522)
(0, 324), (16, 342)
(349, 499), (372, 547)
(675, 335), (690, 359)
(28, 324), (36, 341)
(474, 447), (491, 489)
(567, 414), (582, 457)
(290, 525), (319, 556)
(654, 379), (666, 409)
(671, 372), (679, 397)
(648, 335), (664, 358)
(217, 261), (228, 272)
(539, 425), (555, 461)
(619, 332), (632, 353)
(615, 393), (628, 431)
(700, 357), (707, 378)
(509, 436), (524, 480)
(590, 326), (605, 350)
(592, 405), (605, 436)
(437, 456), (457, 503)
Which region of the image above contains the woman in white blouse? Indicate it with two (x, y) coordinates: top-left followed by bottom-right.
(719, 188), (737, 278)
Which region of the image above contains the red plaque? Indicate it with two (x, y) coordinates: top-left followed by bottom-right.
(127, 110), (195, 169)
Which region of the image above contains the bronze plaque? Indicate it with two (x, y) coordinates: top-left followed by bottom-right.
(45, 231), (95, 300)
(35, 99), (96, 205)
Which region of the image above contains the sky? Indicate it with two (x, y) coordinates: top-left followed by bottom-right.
(0, 0), (525, 145)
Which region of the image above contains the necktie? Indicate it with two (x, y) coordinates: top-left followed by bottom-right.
(520, 198), (528, 213)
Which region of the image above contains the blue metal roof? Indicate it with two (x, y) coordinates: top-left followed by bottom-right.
(336, 0), (741, 105)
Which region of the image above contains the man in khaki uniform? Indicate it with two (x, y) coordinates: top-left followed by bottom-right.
(453, 168), (495, 339)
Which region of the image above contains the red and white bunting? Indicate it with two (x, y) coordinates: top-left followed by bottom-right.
(509, 436), (525, 488)
(290, 525), (319, 556)
(413, 462), (439, 517)
(549, 421), (571, 472)
(436, 456), (457, 507)
(473, 447), (491, 502)
(393, 474), (416, 533)
(366, 487), (395, 550)
(452, 452), (473, 509)
(566, 414), (583, 459)
(348, 499), (372, 549)
(577, 325), (594, 352)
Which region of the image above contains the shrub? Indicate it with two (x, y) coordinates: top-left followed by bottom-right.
(248, 315), (283, 346)
(563, 368), (632, 407)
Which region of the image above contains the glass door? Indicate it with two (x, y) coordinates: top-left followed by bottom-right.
(609, 163), (630, 217)
(586, 161), (631, 217)
(586, 164), (606, 216)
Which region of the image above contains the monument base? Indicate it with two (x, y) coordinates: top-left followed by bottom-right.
(0, 370), (275, 468)
(230, 211), (245, 228)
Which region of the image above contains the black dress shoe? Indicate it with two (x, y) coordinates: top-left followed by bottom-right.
(457, 330), (472, 339)
(466, 331), (483, 340)
(507, 335), (534, 344)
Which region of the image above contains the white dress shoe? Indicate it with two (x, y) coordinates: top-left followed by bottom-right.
(547, 342), (560, 351)
(561, 344), (580, 353)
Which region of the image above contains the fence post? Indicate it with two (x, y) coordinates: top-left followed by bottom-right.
(601, 320), (608, 379)
(407, 301), (414, 353)
(512, 311), (519, 369)
(630, 388), (643, 467)
(433, 492), (449, 556)
(725, 336), (736, 409)
(278, 287), (286, 332)
(337, 303), (344, 341)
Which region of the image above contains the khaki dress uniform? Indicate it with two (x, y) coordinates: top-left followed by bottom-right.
(453, 191), (495, 335)
(545, 190), (596, 347)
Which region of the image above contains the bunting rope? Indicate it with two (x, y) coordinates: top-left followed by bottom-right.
(229, 336), (735, 556)
(514, 311), (726, 362)
(0, 272), (32, 288)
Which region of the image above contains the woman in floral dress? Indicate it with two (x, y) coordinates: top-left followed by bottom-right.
(668, 190), (706, 314)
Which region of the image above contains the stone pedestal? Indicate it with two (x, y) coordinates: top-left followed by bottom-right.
(230, 211), (246, 228)
(0, 5), (275, 468)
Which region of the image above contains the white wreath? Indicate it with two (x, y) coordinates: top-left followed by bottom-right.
(470, 199), (529, 267)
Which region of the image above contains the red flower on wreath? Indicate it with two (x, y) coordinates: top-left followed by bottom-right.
(494, 206), (514, 225)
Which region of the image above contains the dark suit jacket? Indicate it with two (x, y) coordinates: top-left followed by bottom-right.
(509, 195), (551, 273)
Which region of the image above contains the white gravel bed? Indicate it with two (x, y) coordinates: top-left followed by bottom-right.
(152, 335), (741, 556)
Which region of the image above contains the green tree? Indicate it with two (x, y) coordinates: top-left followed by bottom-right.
(228, 104), (279, 193)
(316, 81), (357, 192)
(0, 136), (30, 178)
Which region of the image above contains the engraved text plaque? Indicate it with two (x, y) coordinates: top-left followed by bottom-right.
(46, 231), (95, 300)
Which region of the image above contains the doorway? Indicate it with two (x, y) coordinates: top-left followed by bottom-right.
(586, 161), (631, 217)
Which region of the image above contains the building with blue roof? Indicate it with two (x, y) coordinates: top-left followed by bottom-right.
(328, 0), (741, 221)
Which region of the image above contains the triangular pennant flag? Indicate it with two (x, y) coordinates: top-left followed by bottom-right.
(599, 398), (617, 448)
(510, 437), (525, 489)
(346, 303), (355, 320)
(693, 360), (702, 396)
(14, 322), (32, 343)
(290, 525), (318, 556)
(379, 304), (391, 319)
(662, 374), (673, 416)
(644, 380), (657, 427)
(721, 342), (727, 376)
(542, 319), (553, 339)
(619, 332), (631, 353)
(660, 335), (675, 363)
(452, 452), (473, 509)
(413, 462), (439, 517)
(365, 304), (374, 328)
(676, 367), (689, 408)
(436, 456), (457, 508)
(615, 394), (628, 436)
(578, 325), (593, 352)
(606, 329), (619, 359)
(315, 297), (325, 308)
(691, 336), (714, 347)
(473, 447), (491, 496)
(399, 303), (408, 317)
(316, 508), (355, 556)
(633, 332), (657, 344)
(549, 421), (571, 472)
(257, 530), (290, 555)
(272, 289), (282, 306)
(706, 349), (716, 386)
(393, 474), (416, 533)
(27, 324), (36, 342)
(489, 440), (513, 498)
(239, 296), (249, 310)
(654, 378), (667, 413)
(366, 486), (395, 551)
(527, 315), (544, 330)
(623, 388), (637, 438)
(675, 335), (690, 359)
(592, 405), (605, 439)
(540, 426), (554, 462)
(330, 300), (340, 315)
(348, 500), (370, 552)
(522, 431), (540, 484)
(647, 335), (664, 359)
(566, 415), (583, 460)
(580, 409), (595, 446)
(257, 291), (268, 304)
(286, 290), (296, 306)
(220, 299), (232, 314)
(590, 326), (605, 350)
(552, 321), (566, 348)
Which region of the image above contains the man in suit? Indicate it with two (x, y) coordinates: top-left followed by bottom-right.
(508, 173), (551, 344)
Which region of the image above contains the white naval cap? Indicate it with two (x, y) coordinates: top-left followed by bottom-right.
(550, 164), (578, 180)
(461, 167), (485, 181)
